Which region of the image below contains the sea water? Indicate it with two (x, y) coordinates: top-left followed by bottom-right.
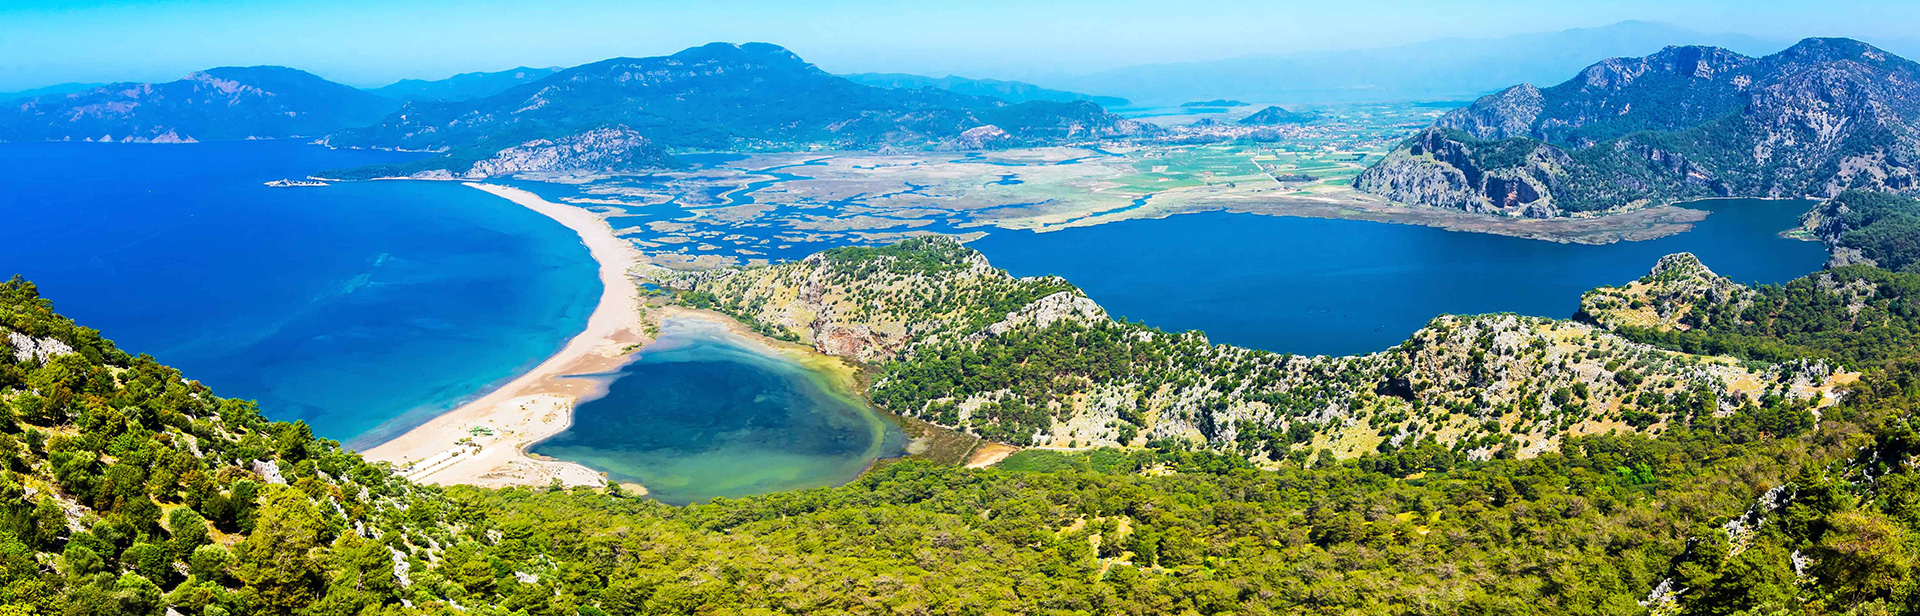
(0, 141), (599, 446)
(531, 318), (902, 505)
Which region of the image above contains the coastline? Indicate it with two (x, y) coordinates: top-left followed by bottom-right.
(360, 183), (652, 489)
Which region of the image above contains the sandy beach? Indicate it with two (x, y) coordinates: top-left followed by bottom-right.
(361, 183), (653, 489)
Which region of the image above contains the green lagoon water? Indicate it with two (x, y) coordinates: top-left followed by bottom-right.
(531, 318), (903, 505)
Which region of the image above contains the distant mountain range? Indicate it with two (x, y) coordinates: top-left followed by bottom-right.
(1041, 21), (1789, 105)
(841, 72), (1127, 108)
(366, 66), (559, 102)
(1354, 38), (1920, 216)
(0, 82), (103, 101)
(324, 43), (1153, 178)
(0, 67), (397, 142)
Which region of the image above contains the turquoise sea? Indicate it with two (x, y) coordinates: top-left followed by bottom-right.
(531, 318), (903, 505)
(0, 141), (600, 447)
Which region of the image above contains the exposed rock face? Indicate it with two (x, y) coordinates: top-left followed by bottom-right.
(6, 330), (74, 363)
(973, 291), (1107, 339)
(1437, 84), (1543, 140)
(0, 66), (397, 142)
(1353, 127), (1566, 217)
(464, 127), (667, 178)
(1359, 38), (1920, 214)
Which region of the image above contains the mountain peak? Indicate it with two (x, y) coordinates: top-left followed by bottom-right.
(668, 41), (807, 66)
(1360, 34), (1920, 215)
(1770, 36), (1906, 69)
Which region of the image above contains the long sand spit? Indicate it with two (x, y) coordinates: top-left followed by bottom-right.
(362, 183), (649, 489)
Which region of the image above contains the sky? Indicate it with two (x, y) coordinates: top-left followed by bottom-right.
(2, 0), (1917, 91)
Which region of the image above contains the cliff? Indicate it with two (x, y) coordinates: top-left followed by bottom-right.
(1358, 38), (1920, 214)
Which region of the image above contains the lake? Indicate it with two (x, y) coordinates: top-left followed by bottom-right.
(530, 318), (903, 505)
(0, 141), (600, 447)
(970, 199), (1829, 356)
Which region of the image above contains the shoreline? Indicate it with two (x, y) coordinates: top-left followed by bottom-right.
(360, 183), (652, 489)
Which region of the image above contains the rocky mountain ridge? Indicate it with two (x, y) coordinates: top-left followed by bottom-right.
(0, 66), (397, 143)
(324, 43), (1156, 178)
(841, 72), (1129, 108)
(365, 66), (559, 102)
(1357, 38), (1920, 215)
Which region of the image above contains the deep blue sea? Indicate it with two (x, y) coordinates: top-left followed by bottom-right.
(0, 141), (599, 447)
(971, 199), (1829, 356)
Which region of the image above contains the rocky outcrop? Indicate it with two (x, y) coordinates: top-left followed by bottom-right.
(972, 291), (1107, 339)
(1354, 127), (1565, 217)
(5, 330), (74, 363)
(1360, 38), (1920, 214)
(1437, 84), (1543, 140)
(464, 127), (668, 178)
(1579, 253), (1756, 331)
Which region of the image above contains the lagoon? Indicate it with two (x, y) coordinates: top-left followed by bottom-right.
(530, 318), (903, 505)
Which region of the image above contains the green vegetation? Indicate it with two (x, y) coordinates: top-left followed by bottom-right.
(1811, 190), (1920, 273)
(10, 230), (1920, 613)
(0, 276), (473, 615)
(1594, 261), (1920, 366)
(683, 239), (1822, 463)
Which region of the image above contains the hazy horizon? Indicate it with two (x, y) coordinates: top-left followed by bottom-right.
(3, 0), (1917, 92)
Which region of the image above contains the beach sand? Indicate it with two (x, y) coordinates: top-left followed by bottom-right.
(360, 183), (652, 489)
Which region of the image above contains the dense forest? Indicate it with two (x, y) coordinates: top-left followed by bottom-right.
(1808, 191), (1920, 273)
(12, 210), (1920, 612)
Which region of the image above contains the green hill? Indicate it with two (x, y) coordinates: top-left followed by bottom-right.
(12, 237), (1920, 613)
(324, 43), (1155, 179)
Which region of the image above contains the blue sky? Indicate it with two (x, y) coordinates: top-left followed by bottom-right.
(1, 0), (1915, 91)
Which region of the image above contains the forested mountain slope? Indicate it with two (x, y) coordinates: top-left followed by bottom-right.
(0, 67), (397, 143)
(841, 72), (1129, 108)
(8, 246), (1920, 613)
(667, 237), (1843, 459)
(366, 67), (559, 102)
(324, 43), (1154, 179)
(1356, 38), (1920, 216)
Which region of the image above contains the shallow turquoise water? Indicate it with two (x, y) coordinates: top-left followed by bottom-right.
(531, 318), (903, 505)
(0, 141), (600, 446)
(970, 198), (1829, 356)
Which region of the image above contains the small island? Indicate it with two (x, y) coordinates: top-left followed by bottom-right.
(263, 178), (329, 187)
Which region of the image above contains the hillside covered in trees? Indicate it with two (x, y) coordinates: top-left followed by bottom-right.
(668, 237), (1843, 461)
(10, 247), (1920, 613)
